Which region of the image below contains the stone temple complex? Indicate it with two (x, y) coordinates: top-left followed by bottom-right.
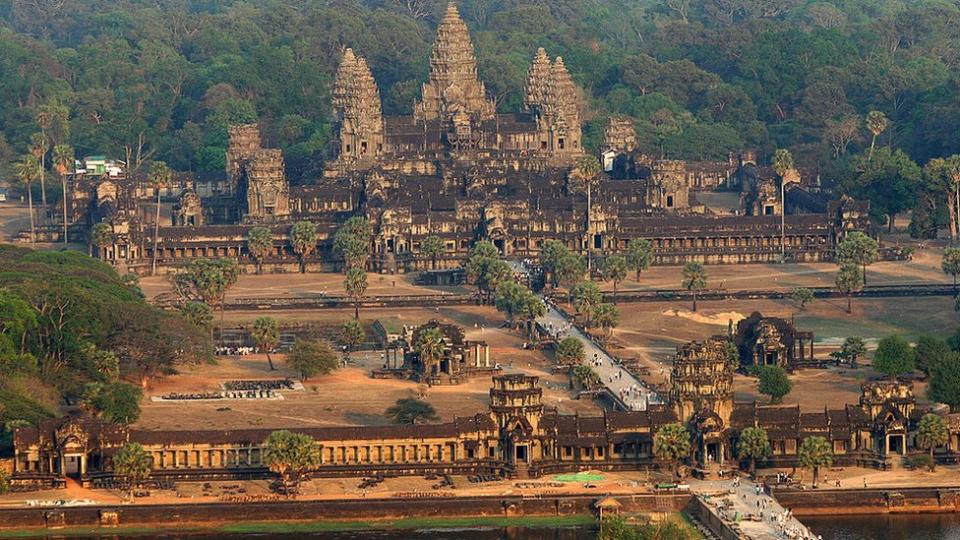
(35, 3), (877, 273)
(13, 339), (960, 488)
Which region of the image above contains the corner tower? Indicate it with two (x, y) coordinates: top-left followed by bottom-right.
(415, 3), (494, 123)
(332, 48), (384, 162)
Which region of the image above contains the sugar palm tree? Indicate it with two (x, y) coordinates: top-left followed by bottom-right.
(916, 413), (948, 471)
(736, 426), (770, 474)
(290, 221), (318, 273)
(113, 443), (151, 499)
(772, 148), (795, 178)
(29, 131), (48, 206)
(415, 326), (446, 372)
(52, 144), (74, 244)
(798, 436), (833, 488)
(653, 423), (692, 479)
(570, 156), (602, 272)
(681, 261), (707, 312)
(866, 110), (889, 161)
(344, 267), (367, 319)
(420, 234), (445, 270)
(149, 161), (172, 275)
(247, 226), (274, 275)
(251, 316), (280, 371)
(14, 155), (39, 244)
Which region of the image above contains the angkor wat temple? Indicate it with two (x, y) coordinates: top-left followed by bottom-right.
(41, 3), (873, 273)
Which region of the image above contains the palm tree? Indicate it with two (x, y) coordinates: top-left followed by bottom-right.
(290, 221), (318, 273)
(835, 264), (863, 314)
(916, 413), (948, 471)
(415, 327), (446, 373)
(52, 144), (74, 244)
(29, 132), (48, 206)
(653, 423), (692, 479)
(149, 161), (172, 275)
(420, 234), (445, 270)
(113, 443), (152, 499)
(247, 226), (274, 275)
(798, 436), (833, 488)
(866, 110), (889, 161)
(251, 316), (280, 371)
(344, 267), (367, 319)
(625, 239), (652, 283)
(736, 427), (770, 474)
(772, 148), (795, 178)
(601, 255), (628, 304)
(592, 303), (619, 341)
(15, 155), (39, 244)
(570, 155), (602, 271)
(681, 261), (707, 312)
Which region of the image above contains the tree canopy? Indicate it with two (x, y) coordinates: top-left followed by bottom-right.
(0, 247), (211, 451)
(385, 397), (439, 425)
(287, 339), (338, 381)
(262, 430), (320, 493)
(0, 0), (957, 222)
(873, 335), (916, 380)
(757, 365), (792, 404)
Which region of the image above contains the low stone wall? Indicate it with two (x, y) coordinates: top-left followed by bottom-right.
(684, 496), (745, 540)
(774, 487), (960, 516)
(0, 493), (692, 531)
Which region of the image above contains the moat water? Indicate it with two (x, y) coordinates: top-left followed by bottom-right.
(53, 514), (960, 539)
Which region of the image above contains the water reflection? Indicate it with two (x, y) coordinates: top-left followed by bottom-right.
(804, 513), (960, 540)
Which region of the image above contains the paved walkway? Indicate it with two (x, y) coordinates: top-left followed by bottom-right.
(538, 300), (661, 411)
(694, 478), (818, 540)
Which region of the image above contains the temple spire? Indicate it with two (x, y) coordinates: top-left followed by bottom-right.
(524, 47), (551, 113)
(414, 2), (494, 122)
(537, 56), (583, 156)
(332, 48), (384, 162)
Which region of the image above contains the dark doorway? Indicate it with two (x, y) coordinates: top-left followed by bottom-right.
(493, 239), (505, 254)
(515, 445), (528, 462)
(706, 442), (719, 463)
(889, 434), (904, 455)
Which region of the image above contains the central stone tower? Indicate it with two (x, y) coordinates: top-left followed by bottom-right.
(415, 3), (495, 123)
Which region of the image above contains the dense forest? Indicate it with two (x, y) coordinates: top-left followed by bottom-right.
(0, 0), (959, 231)
(0, 246), (210, 449)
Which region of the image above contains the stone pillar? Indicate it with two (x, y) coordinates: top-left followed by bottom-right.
(485, 346), (490, 367)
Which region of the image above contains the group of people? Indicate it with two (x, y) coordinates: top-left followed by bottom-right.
(732, 480), (820, 540)
(215, 346), (257, 356)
